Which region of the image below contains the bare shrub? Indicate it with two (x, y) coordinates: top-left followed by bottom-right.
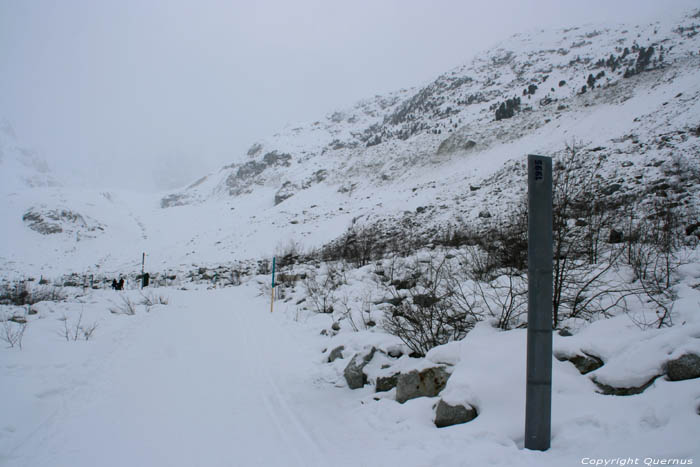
(1, 311), (28, 349)
(447, 248), (528, 330)
(109, 295), (137, 315)
(59, 310), (98, 341)
(303, 268), (339, 314)
(140, 292), (169, 309)
(339, 293), (375, 332)
(383, 256), (475, 356)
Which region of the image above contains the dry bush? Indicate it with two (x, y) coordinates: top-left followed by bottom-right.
(1, 311), (28, 349)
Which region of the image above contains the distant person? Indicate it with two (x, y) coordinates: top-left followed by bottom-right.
(112, 279), (118, 290)
(118, 278), (125, 290)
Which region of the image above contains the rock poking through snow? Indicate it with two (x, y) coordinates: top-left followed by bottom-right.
(434, 400), (478, 428)
(665, 353), (700, 381)
(395, 367), (450, 403)
(343, 347), (377, 389)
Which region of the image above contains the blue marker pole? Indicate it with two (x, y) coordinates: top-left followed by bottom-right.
(270, 257), (276, 313)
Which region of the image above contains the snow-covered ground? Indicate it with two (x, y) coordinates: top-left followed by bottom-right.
(1, 278), (698, 466)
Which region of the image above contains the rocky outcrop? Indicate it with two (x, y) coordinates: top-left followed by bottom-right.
(22, 208), (103, 236)
(436, 133), (477, 155)
(274, 181), (299, 205)
(434, 400), (478, 428)
(396, 366), (450, 403)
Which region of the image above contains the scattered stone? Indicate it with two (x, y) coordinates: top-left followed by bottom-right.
(665, 353), (700, 381)
(592, 375), (660, 396)
(478, 210), (491, 219)
(562, 352), (604, 374)
(331, 322), (341, 331)
(396, 367), (450, 403)
(8, 316), (27, 324)
(344, 347), (377, 389)
(328, 345), (345, 363)
(434, 400), (478, 427)
(557, 328), (573, 337)
(602, 183), (622, 195)
(376, 373), (400, 392)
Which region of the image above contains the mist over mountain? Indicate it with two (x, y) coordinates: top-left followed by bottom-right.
(2, 9), (700, 465)
(5, 8), (699, 279)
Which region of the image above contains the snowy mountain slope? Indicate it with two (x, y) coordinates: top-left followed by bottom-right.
(2, 10), (700, 279)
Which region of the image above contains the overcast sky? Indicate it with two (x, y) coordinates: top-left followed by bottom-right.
(0, 0), (696, 192)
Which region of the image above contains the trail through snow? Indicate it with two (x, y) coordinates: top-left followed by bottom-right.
(3, 285), (406, 467)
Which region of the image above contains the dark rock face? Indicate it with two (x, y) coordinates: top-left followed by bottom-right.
(376, 373), (400, 392)
(262, 151), (292, 167)
(274, 181), (298, 205)
(396, 367), (450, 403)
(665, 353), (700, 381)
(160, 193), (189, 208)
(235, 161), (267, 180)
(247, 143), (263, 157)
(22, 208), (94, 235)
(344, 347), (377, 389)
(328, 345), (345, 363)
(434, 400), (478, 428)
(302, 169), (328, 189)
(592, 375), (660, 396)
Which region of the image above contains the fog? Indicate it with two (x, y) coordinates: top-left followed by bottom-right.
(0, 0), (695, 192)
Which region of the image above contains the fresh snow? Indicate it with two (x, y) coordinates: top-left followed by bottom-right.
(2, 281), (699, 466)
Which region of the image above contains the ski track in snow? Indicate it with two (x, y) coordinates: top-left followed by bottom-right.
(0, 285), (388, 467)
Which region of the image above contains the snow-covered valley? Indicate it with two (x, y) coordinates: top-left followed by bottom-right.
(2, 8), (700, 467)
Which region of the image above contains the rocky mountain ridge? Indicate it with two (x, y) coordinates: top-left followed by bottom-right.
(2, 9), (700, 278)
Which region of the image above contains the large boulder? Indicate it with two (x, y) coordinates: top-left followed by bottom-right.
(396, 367), (450, 403)
(343, 347), (377, 389)
(434, 400), (478, 428)
(665, 353), (700, 381)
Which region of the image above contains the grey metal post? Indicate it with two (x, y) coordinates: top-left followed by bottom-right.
(525, 154), (553, 451)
